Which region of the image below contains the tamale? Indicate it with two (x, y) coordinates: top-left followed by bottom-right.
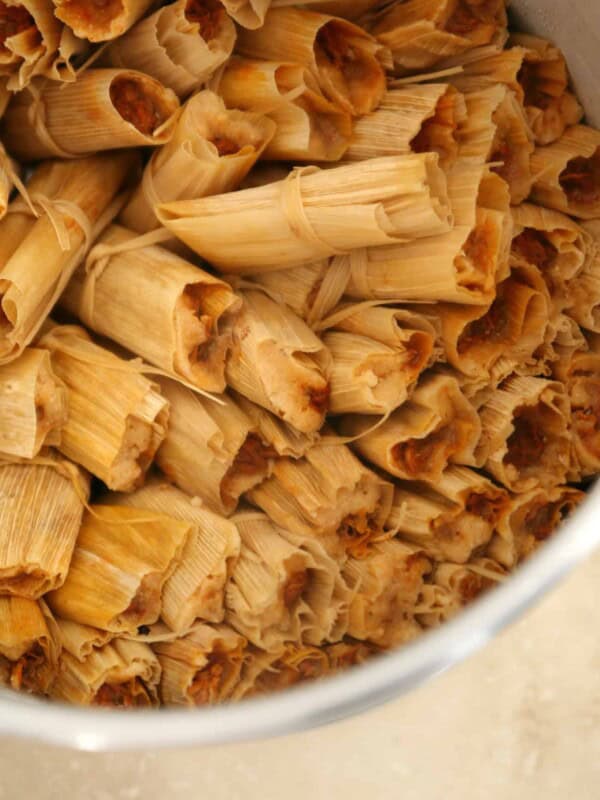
(417, 557), (506, 622)
(54, 0), (155, 42)
(39, 325), (169, 492)
(232, 393), (319, 459)
(271, 0), (382, 19)
(565, 219), (600, 332)
(55, 618), (114, 662)
(47, 505), (191, 632)
(0, 347), (67, 458)
(0, 455), (88, 598)
(0, 597), (59, 695)
(233, 643), (328, 698)
(324, 639), (380, 672)
(220, 0), (270, 28)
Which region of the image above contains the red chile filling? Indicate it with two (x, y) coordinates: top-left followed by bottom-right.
(110, 78), (167, 136)
(316, 22), (372, 88)
(504, 407), (548, 471)
(491, 137), (521, 189)
(410, 92), (459, 161)
(210, 136), (241, 156)
(0, 3), (34, 47)
(189, 655), (226, 705)
(94, 678), (152, 707)
(392, 428), (457, 478)
(457, 573), (488, 603)
(308, 384), (330, 415)
(338, 511), (378, 557)
(283, 570), (309, 608)
(463, 220), (495, 277)
(229, 434), (277, 479)
(9, 644), (47, 693)
(457, 285), (510, 355)
(59, 0), (123, 30)
(465, 491), (505, 524)
(184, 0), (224, 39)
(574, 386), (600, 459)
(512, 228), (558, 272)
(524, 502), (565, 542)
(518, 61), (556, 110)
(559, 151), (600, 205)
(445, 0), (500, 36)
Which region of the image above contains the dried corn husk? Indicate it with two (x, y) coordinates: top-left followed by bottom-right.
(233, 643), (330, 698)
(371, 0), (508, 74)
(271, 0), (381, 19)
(532, 311), (587, 381)
(0, 347), (67, 458)
(247, 439), (393, 560)
(39, 325), (169, 492)
(220, 0), (270, 28)
(324, 639), (379, 671)
(60, 224), (242, 393)
(232, 393), (319, 459)
(417, 557), (505, 622)
(237, 7), (385, 115)
(55, 618), (114, 662)
(343, 539), (429, 647)
(0, 151), (137, 364)
(565, 219), (600, 332)
(530, 125), (600, 220)
(155, 378), (275, 516)
(158, 154), (451, 274)
(217, 57), (352, 161)
(488, 486), (584, 568)
(225, 290), (331, 434)
(121, 90), (275, 234)
(0, 455), (88, 598)
(47, 505), (191, 632)
(475, 375), (571, 492)
(0, 142), (19, 221)
(54, 0), (155, 42)
(154, 623), (246, 706)
(340, 373), (481, 481)
(345, 84), (466, 168)
(102, 0), (236, 98)
(388, 466), (510, 563)
(51, 638), (161, 707)
(2, 69), (179, 160)
(0, 597), (59, 694)
(111, 480), (241, 631)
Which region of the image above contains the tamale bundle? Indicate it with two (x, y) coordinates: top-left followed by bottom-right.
(0, 455), (88, 598)
(60, 224), (242, 392)
(565, 219), (600, 333)
(54, 0), (155, 42)
(153, 624), (246, 706)
(220, 0), (271, 28)
(2, 70), (180, 160)
(102, 0), (236, 98)
(0, 152), (137, 364)
(39, 325), (169, 492)
(0, 347), (67, 458)
(233, 643), (329, 698)
(232, 393), (319, 459)
(158, 154), (452, 274)
(121, 90), (275, 234)
(271, 0), (382, 18)
(55, 617), (114, 662)
(0, 597), (59, 695)
(0, 142), (18, 220)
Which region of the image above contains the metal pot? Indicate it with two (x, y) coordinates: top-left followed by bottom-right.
(2, 0), (599, 750)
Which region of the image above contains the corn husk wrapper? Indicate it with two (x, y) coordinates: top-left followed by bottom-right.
(564, 219), (600, 332)
(488, 486), (584, 569)
(529, 125), (600, 220)
(55, 618), (114, 662)
(159, 154), (451, 274)
(219, 0), (269, 28)
(271, 0), (381, 19)
(388, 465), (510, 563)
(530, 311), (587, 382)
(247, 439), (393, 560)
(324, 639), (380, 671)
(236, 643), (332, 698)
(0, 454), (88, 598)
(217, 57), (352, 162)
(102, 0), (236, 98)
(39, 325), (169, 492)
(111, 480), (241, 631)
(346, 163), (511, 304)
(47, 505), (191, 633)
(54, 0), (155, 42)
(232, 393), (318, 459)
(511, 202), (588, 313)
(156, 379), (275, 516)
(237, 7), (385, 115)
(371, 0), (508, 73)
(225, 290), (330, 434)
(0, 347), (67, 458)
(51, 638), (160, 707)
(121, 90), (275, 235)
(60, 224), (242, 393)
(154, 623), (246, 706)
(475, 376), (571, 492)
(343, 539), (428, 647)
(0, 142), (19, 221)
(345, 84), (466, 168)
(0, 151), (137, 365)
(340, 373), (482, 482)
(0, 597), (59, 695)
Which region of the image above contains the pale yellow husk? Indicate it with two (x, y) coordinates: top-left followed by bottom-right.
(2, 69), (180, 160)
(50, 639), (161, 707)
(121, 90), (276, 234)
(232, 393), (319, 458)
(47, 505), (191, 633)
(54, 0), (155, 42)
(39, 325), (169, 492)
(0, 347), (68, 458)
(102, 0), (236, 98)
(55, 618), (115, 662)
(488, 486), (584, 568)
(233, 642), (330, 697)
(220, 0), (270, 28)
(153, 623), (246, 706)
(0, 455), (88, 598)
(0, 596), (59, 694)
(225, 290), (331, 434)
(0, 142), (18, 221)
(566, 219), (600, 332)
(236, 6), (386, 115)
(340, 372), (481, 481)
(345, 84), (466, 168)
(155, 378), (275, 515)
(60, 224), (242, 392)
(475, 375), (571, 492)
(217, 57), (352, 161)
(158, 154), (451, 274)
(532, 311), (587, 380)
(387, 465), (511, 563)
(529, 125), (600, 220)
(0, 151), (138, 364)
(247, 439), (393, 560)
(111, 479), (241, 632)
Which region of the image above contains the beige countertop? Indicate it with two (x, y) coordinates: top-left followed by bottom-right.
(2, 549), (600, 800)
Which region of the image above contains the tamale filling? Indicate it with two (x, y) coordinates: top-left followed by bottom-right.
(392, 426), (458, 478)
(94, 678), (152, 707)
(188, 654), (226, 704)
(57, 0), (124, 30)
(518, 60), (563, 111)
(457, 287), (510, 354)
(512, 228), (558, 271)
(0, 3), (34, 48)
(444, 0), (500, 40)
(184, 0), (224, 40)
(9, 644), (49, 694)
(504, 406), (548, 471)
(283, 569), (308, 608)
(110, 77), (169, 136)
(559, 150), (600, 205)
(411, 91), (460, 165)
